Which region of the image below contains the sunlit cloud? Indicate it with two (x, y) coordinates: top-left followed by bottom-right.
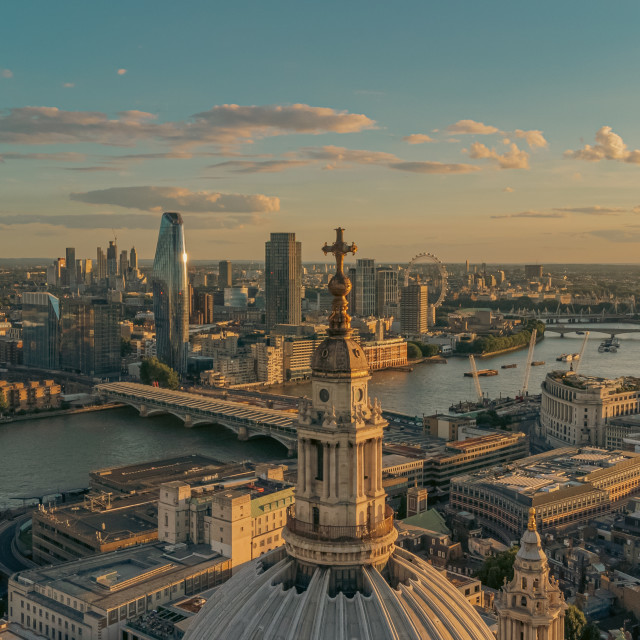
(69, 186), (280, 213)
(491, 211), (567, 219)
(503, 187), (515, 193)
(446, 119), (499, 135)
(565, 126), (640, 164)
(299, 145), (398, 165)
(552, 206), (629, 215)
(514, 129), (548, 149)
(466, 141), (529, 169)
(208, 159), (310, 173)
(117, 68), (127, 75)
(1, 69), (13, 79)
(403, 133), (435, 144)
(62, 82), (75, 88)
(389, 161), (480, 174)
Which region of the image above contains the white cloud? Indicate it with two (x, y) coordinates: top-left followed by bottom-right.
(389, 161), (480, 174)
(1, 69), (13, 79)
(466, 141), (529, 169)
(0, 104), (375, 147)
(0, 152), (86, 163)
(208, 159), (310, 173)
(117, 68), (127, 76)
(403, 133), (435, 145)
(300, 145), (398, 165)
(565, 126), (640, 164)
(491, 210), (567, 219)
(62, 82), (75, 88)
(446, 119), (499, 135)
(552, 206), (628, 215)
(514, 129), (548, 149)
(69, 186), (280, 213)
(503, 187), (514, 193)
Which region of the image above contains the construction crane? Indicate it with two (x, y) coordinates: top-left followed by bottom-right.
(468, 355), (484, 405)
(518, 328), (537, 400)
(573, 331), (589, 375)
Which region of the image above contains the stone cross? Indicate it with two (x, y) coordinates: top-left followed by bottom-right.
(322, 228), (357, 334)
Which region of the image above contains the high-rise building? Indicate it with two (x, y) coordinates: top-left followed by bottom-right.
(525, 264), (543, 279)
(129, 246), (138, 270)
(183, 228), (497, 640)
(107, 241), (118, 276)
(119, 250), (129, 278)
(65, 247), (76, 287)
(81, 259), (92, 285)
(376, 269), (398, 316)
(218, 260), (233, 289)
(22, 292), (60, 369)
(152, 212), (189, 375)
(96, 247), (107, 282)
(264, 232), (301, 330)
(60, 298), (121, 377)
(401, 283), (428, 337)
(354, 257), (376, 316)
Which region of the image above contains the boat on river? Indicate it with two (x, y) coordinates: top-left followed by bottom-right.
(464, 369), (498, 377)
(501, 363), (517, 369)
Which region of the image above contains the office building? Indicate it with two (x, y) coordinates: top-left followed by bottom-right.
(450, 447), (640, 540)
(354, 257), (376, 316)
(119, 250), (129, 278)
(376, 268), (399, 316)
(264, 232), (301, 330)
(540, 370), (640, 447)
(60, 298), (121, 377)
(96, 247), (107, 282)
(65, 247), (76, 287)
(524, 264), (543, 279)
(400, 283), (428, 337)
(152, 212), (189, 376)
(218, 260), (232, 288)
(129, 246), (138, 270)
(22, 292), (61, 369)
(106, 240), (118, 276)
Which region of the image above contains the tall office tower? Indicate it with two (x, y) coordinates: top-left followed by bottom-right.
(195, 292), (214, 324)
(354, 258), (376, 316)
(81, 259), (92, 285)
(525, 264), (543, 279)
(218, 260), (233, 288)
(60, 298), (121, 377)
(96, 247), (107, 282)
(264, 233), (301, 331)
(65, 248), (76, 287)
(22, 292), (61, 369)
(498, 269), (505, 285)
(107, 241), (118, 276)
(119, 250), (129, 278)
(376, 269), (399, 317)
(152, 212), (189, 375)
(465, 259), (469, 273)
(400, 283), (428, 338)
(129, 246), (138, 270)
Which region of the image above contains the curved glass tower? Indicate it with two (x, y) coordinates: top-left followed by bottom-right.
(152, 212), (189, 375)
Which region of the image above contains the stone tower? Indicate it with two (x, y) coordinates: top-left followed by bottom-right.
(284, 227), (396, 581)
(496, 508), (566, 640)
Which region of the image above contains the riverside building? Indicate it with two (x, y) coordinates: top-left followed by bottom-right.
(450, 447), (640, 542)
(540, 370), (640, 447)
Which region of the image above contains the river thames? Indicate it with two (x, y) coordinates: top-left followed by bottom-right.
(1, 327), (638, 508)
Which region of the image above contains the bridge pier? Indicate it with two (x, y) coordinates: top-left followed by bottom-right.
(184, 414), (194, 428)
(237, 425), (249, 441)
(287, 445), (296, 458)
(140, 404), (148, 417)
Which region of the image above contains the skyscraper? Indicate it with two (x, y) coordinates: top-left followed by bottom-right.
(22, 292), (60, 369)
(152, 212), (189, 375)
(264, 232), (301, 330)
(218, 260), (232, 289)
(119, 250), (129, 279)
(376, 268), (399, 317)
(129, 247), (138, 271)
(96, 247), (107, 282)
(401, 283), (428, 337)
(65, 247), (76, 287)
(107, 241), (118, 276)
(354, 257), (376, 316)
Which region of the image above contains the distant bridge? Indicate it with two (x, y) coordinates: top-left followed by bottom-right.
(95, 382), (298, 454)
(543, 325), (640, 338)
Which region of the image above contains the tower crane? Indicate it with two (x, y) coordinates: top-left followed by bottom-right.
(573, 331), (589, 375)
(468, 355), (484, 405)
(518, 328), (537, 400)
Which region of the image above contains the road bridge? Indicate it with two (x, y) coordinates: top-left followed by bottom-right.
(543, 325), (640, 337)
(95, 382), (299, 454)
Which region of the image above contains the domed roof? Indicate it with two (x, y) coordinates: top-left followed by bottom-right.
(311, 335), (370, 377)
(184, 546), (495, 640)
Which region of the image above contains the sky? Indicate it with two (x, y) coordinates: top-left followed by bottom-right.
(2, 1), (640, 264)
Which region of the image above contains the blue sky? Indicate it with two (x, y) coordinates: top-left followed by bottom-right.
(2, 1), (640, 262)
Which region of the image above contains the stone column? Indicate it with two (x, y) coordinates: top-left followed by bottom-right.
(322, 443), (330, 500)
(329, 444), (337, 500)
(304, 440), (312, 496)
(376, 437), (383, 491)
(357, 442), (363, 498)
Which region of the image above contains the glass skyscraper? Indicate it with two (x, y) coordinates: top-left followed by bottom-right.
(152, 212), (189, 375)
(22, 292), (61, 369)
(265, 232), (301, 331)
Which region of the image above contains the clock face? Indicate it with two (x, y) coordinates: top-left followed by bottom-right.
(319, 388), (330, 402)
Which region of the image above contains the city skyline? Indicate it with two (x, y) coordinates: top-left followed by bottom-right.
(3, 1), (640, 263)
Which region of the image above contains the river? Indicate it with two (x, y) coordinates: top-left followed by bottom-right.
(1, 325), (638, 509)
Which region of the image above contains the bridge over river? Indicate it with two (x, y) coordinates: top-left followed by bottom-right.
(95, 382), (299, 454)
(543, 325), (640, 338)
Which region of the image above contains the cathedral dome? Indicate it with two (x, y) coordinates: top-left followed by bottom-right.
(184, 546), (495, 640)
(311, 335), (370, 377)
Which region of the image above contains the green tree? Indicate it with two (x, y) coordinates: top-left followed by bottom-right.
(581, 623), (601, 640)
(140, 358), (180, 390)
(565, 605), (587, 640)
(474, 546), (518, 589)
(420, 343), (440, 357)
(121, 338), (133, 358)
(407, 342), (422, 360)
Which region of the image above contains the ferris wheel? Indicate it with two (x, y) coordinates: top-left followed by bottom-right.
(403, 252), (449, 309)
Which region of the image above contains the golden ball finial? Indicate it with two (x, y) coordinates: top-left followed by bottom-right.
(528, 507), (537, 531)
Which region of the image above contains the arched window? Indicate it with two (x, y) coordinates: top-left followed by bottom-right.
(521, 596), (527, 607)
(533, 578), (539, 590)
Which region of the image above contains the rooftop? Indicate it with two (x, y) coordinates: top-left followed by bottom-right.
(547, 370), (640, 392)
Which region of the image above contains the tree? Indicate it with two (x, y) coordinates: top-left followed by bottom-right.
(121, 338), (133, 358)
(474, 546), (518, 589)
(140, 358), (180, 390)
(407, 342), (422, 360)
(565, 605), (587, 640)
(420, 343), (440, 357)
(581, 623), (601, 640)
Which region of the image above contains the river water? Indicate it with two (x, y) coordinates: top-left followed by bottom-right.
(1, 326), (638, 509)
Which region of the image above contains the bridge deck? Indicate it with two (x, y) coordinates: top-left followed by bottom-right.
(95, 382), (297, 429)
